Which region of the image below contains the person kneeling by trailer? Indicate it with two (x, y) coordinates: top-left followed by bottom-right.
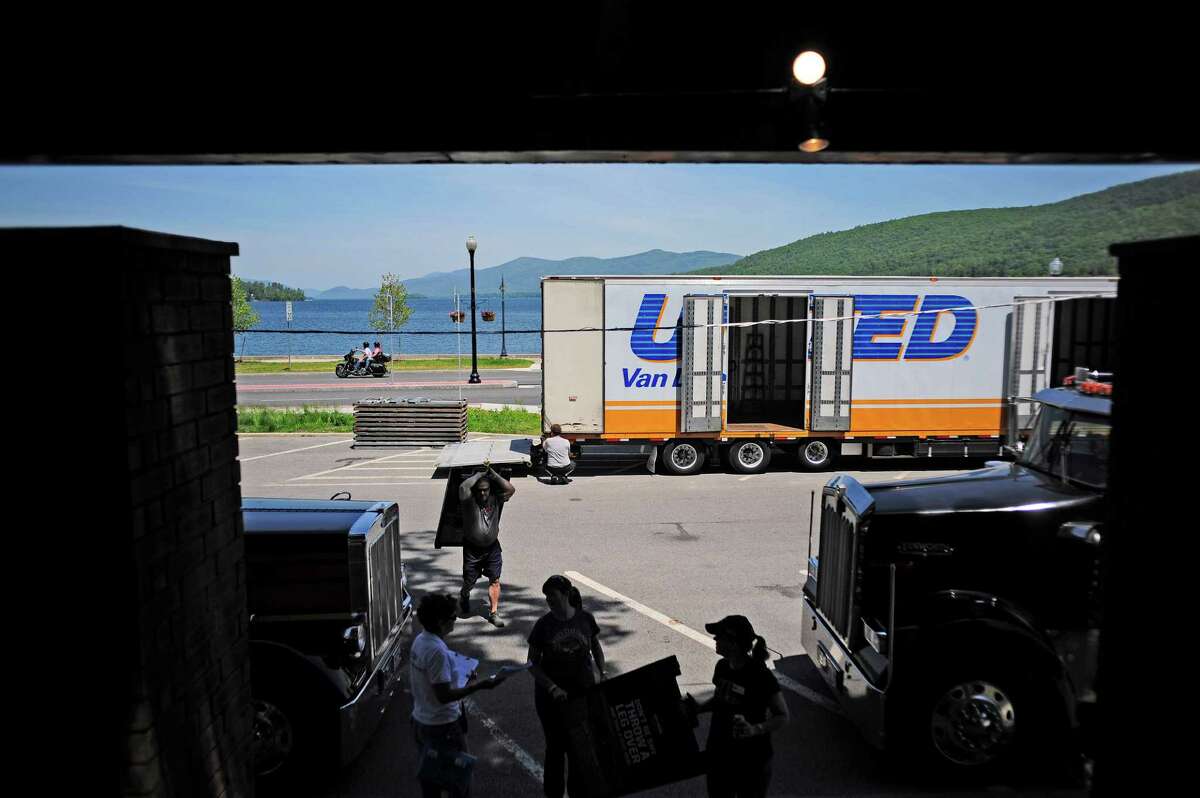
(541, 424), (577, 484)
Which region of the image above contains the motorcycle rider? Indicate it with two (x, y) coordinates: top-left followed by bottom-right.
(356, 340), (372, 374)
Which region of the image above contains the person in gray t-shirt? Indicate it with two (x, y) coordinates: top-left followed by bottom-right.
(458, 463), (516, 627)
(541, 424), (576, 485)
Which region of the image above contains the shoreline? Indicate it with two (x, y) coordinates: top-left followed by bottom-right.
(237, 353), (541, 362)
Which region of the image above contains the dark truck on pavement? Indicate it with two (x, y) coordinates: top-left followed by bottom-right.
(802, 372), (1110, 774)
(244, 498), (413, 783)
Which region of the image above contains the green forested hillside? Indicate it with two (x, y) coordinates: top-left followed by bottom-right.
(694, 170), (1200, 277)
(242, 279), (307, 301)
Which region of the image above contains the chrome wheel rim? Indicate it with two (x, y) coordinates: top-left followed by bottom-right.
(803, 441), (829, 466)
(737, 442), (766, 469)
(252, 698), (295, 776)
(670, 443), (699, 470)
(930, 680), (1016, 766)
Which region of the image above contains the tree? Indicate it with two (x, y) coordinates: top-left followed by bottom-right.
(231, 276), (261, 361)
(368, 273), (413, 357)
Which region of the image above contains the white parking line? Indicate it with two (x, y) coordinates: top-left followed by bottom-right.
(464, 698), (545, 783)
(292, 451), (433, 480)
(287, 476), (432, 481)
(565, 570), (844, 716)
(253, 482), (436, 488)
(238, 438), (351, 462)
(336, 466), (436, 471)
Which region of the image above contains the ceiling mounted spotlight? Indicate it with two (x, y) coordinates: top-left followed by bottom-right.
(799, 130), (829, 153)
(792, 51), (827, 86)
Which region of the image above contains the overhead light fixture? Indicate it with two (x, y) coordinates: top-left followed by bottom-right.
(789, 50), (831, 151)
(799, 132), (829, 153)
(792, 51), (827, 86)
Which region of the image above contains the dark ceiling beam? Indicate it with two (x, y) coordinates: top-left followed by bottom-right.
(3, 14), (1195, 164)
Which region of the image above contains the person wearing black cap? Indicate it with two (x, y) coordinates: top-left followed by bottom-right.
(688, 615), (788, 798)
(527, 574), (606, 798)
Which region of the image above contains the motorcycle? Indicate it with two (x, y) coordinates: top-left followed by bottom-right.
(335, 350), (391, 378)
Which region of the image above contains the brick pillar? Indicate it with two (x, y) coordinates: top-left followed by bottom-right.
(2, 227), (252, 797)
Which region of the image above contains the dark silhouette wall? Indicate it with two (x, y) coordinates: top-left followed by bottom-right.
(3, 227), (253, 797)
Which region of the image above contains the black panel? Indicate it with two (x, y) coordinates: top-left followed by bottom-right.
(1051, 297), (1118, 386)
(727, 296), (807, 426)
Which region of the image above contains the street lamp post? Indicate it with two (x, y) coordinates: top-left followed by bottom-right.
(466, 235), (481, 384)
(500, 275), (508, 358)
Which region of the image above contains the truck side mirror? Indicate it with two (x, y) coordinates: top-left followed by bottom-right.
(1058, 521), (1102, 546)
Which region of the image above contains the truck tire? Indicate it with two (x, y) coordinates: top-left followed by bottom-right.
(662, 440), (707, 475)
(728, 440), (772, 474)
(899, 659), (1060, 780)
(252, 681), (333, 788)
(797, 439), (838, 471)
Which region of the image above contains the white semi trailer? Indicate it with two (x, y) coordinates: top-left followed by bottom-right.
(540, 275), (1117, 474)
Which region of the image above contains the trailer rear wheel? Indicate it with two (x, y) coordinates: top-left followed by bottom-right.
(662, 440), (706, 475)
(728, 440), (772, 473)
(798, 439), (838, 471)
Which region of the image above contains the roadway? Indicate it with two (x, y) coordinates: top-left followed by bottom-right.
(236, 366), (542, 408)
(240, 435), (1086, 798)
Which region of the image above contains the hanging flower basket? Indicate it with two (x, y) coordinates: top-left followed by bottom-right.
(448, 310), (466, 322)
(481, 310), (496, 322)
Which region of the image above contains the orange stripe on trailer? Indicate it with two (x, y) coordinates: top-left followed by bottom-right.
(850, 406), (1001, 434)
(851, 398), (1002, 406)
(604, 408), (680, 435)
(604, 400), (680, 407)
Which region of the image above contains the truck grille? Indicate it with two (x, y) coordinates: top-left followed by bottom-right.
(816, 492), (858, 640)
(368, 518), (404, 659)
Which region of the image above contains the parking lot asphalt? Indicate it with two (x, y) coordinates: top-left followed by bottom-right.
(239, 435), (1087, 798)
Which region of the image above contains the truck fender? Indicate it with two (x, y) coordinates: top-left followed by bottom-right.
(250, 639), (351, 706)
(906, 592), (1077, 727)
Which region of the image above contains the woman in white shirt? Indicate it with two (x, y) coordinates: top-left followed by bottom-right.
(410, 593), (508, 797)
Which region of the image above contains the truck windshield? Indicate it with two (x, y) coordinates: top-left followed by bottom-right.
(1019, 405), (1110, 489)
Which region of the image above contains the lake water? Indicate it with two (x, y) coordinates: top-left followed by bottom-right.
(240, 296), (542, 356)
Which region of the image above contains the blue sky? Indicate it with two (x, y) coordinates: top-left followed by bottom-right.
(1, 163), (1195, 289)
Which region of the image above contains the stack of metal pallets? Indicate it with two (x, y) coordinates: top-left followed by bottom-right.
(352, 398), (468, 448)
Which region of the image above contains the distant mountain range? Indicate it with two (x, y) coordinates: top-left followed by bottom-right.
(265, 170), (1200, 300)
(693, 170), (1200, 278)
(302, 249), (741, 299)
(301, 285), (375, 300)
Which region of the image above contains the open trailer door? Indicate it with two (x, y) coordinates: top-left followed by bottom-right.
(1007, 294), (1054, 443)
(679, 294), (725, 433)
(809, 295), (854, 432)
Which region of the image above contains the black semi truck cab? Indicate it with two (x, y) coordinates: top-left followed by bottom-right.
(244, 498), (413, 784)
(801, 372), (1110, 773)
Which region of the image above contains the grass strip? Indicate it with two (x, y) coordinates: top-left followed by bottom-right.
(467, 406), (541, 435)
(237, 406), (541, 435)
(237, 406), (355, 433)
(235, 357), (533, 374)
